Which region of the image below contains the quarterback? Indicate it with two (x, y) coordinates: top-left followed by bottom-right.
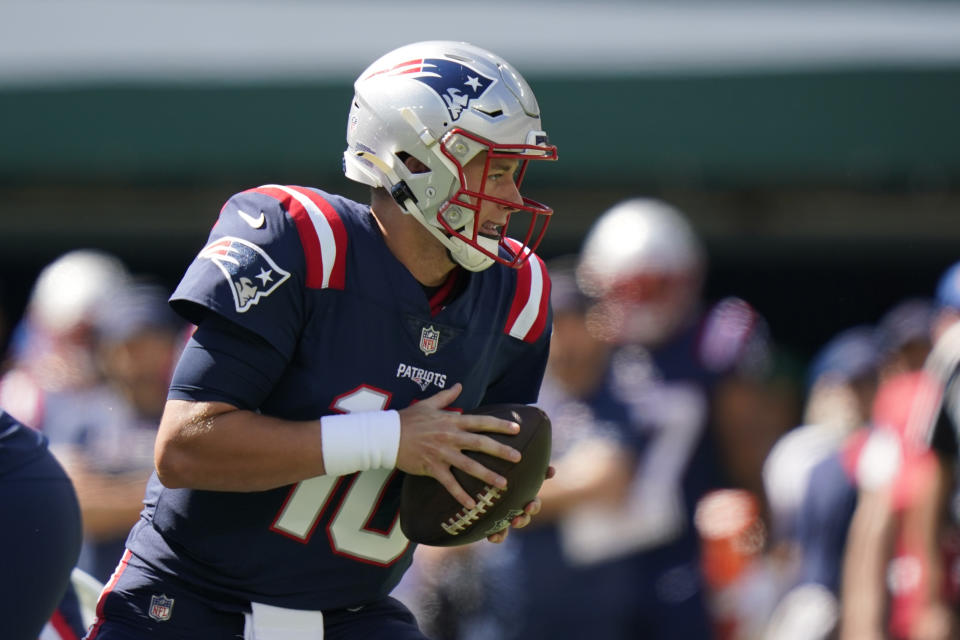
(85, 41), (557, 639)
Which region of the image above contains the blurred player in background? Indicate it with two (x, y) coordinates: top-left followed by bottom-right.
(763, 324), (881, 557)
(841, 260), (960, 640)
(0, 250), (131, 639)
(86, 40), (557, 640)
(0, 410), (83, 639)
(568, 198), (778, 640)
(0, 252), (184, 585)
(759, 325), (882, 639)
(68, 282), (183, 583)
(0, 249), (131, 405)
(764, 298), (935, 639)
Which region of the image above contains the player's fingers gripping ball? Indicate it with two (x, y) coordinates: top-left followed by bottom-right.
(400, 404), (552, 546)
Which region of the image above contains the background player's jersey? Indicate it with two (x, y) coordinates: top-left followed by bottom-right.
(485, 298), (767, 640)
(124, 186), (552, 611)
(556, 297), (768, 564)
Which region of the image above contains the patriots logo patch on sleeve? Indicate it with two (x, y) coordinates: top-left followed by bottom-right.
(199, 236), (291, 313)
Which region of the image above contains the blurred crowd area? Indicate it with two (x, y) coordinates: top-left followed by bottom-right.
(3, 197), (959, 639)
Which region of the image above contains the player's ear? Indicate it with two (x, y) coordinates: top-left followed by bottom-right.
(401, 153), (430, 174)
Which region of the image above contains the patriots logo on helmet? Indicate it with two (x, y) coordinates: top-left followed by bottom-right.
(370, 58), (495, 122)
(199, 236), (291, 313)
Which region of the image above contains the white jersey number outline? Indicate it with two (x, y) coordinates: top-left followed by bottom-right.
(559, 382), (705, 564)
(270, 386), (410, 565)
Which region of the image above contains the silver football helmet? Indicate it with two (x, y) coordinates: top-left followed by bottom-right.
(577, 199), (706, 346)
(344, 41), (557, 271)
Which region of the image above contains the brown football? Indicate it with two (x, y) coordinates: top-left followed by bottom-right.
(399, 403), (552, 546)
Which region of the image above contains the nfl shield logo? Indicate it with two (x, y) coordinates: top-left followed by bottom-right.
(420, 325), (440, 355)
(148, 594), (174, 622)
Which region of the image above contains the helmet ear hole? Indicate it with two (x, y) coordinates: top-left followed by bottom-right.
(397, 152), (430, 175)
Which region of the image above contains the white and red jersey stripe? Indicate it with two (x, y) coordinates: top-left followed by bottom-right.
(249, 185), (349, 291)
(84, 550), (131, 640)
(503, 239), (551, 344)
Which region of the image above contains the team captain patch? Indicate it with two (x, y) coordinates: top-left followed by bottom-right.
(199, 236), (291, 313)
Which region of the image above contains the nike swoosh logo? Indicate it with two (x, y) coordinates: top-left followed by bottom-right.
(237, 209), (265, 229)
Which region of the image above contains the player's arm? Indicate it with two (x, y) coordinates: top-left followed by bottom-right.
(838, 482), (895, 639)
(50, 446), (149, 541)
(905, 453), (958, 640)
(531, 438), (632, 523)
(156, 398), (325, 492)
(156, 392), (522, 503)
(154, 318), (522, 505)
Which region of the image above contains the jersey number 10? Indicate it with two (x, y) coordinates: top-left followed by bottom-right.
(270, 386), (410, 566)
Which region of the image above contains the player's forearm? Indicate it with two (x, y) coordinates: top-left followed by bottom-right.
(76, 472), (150, 539)
(155, 399), (328, 492)
(839, 488), (894, 638)
(535, 441), (631, 523)
(912, 457), (953, 610)
(55, 453), (152, 539)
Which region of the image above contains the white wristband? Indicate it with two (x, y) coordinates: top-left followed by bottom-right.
(320, 410), (401, 477)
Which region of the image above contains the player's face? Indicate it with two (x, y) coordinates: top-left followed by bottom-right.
(461, 152), (524, 240)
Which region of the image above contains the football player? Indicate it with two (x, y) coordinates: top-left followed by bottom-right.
(85, 41), (557, 640)
(0, 410), (83, 639)
(840, 260), (960, 640)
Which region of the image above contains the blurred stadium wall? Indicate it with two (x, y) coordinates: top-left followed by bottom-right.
(1, 0), (959, 357)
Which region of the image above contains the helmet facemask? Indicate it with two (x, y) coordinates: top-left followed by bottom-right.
(426, 129), (554, 270)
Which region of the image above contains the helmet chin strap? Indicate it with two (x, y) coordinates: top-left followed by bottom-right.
(398, 197), (494, 272)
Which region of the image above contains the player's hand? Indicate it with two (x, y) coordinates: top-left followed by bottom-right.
(395, 383), (522, 510)
(487, 465), (556, 544)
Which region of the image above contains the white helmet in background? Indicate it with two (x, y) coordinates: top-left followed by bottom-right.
(29, 249), (131, 335)
(344, 41), (558, 271)
(577, 199), (705, 346)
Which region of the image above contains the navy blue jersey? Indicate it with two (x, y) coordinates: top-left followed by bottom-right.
(124, 185), (552, 611)
(555, 297), (768, 564)
(796, 450), (858, 593)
